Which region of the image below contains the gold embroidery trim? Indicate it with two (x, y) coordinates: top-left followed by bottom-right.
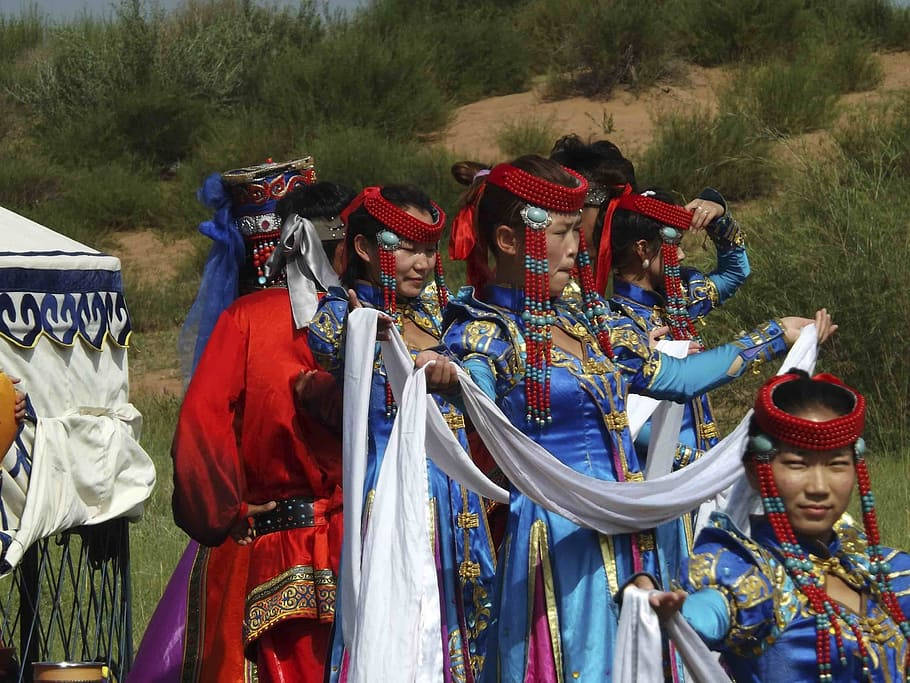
(637, 530), (656, 552)
(444, 411), (466, 431)
(698, 422), (719, 441)
(244, 565), (337, 644)
(603, 411), (629, 431)
(528, 520), (565, 683)
(457, 512), (480, 529)
(459, 560), (481, 580)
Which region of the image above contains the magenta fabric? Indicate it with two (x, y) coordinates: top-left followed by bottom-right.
(523, 556), (558, 683)
(128, 541), (197, 682)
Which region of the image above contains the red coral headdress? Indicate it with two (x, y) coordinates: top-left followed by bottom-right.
(748, 372), (909, 680)
(450, 163), (622, 426)
(597, 191), (699, 341)
(754, 373), (865, 451)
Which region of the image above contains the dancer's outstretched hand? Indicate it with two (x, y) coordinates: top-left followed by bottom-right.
(649, 326), (703, 355)
(813, 308), (837, 344)
(780, 308), (837, 346)
(416, 351), (459, 394)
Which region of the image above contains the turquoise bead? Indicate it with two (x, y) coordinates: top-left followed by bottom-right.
(526, 206), (548, 224)
(378, 230), (400, 249)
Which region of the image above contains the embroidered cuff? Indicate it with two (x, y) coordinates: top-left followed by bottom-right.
(733, 319), (787, 373)
(707, 214), (745, 250)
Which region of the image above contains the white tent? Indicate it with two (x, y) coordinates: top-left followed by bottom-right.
(0, 206), (155, 572)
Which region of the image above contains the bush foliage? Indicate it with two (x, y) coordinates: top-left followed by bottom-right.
(639, 108), (774, 201)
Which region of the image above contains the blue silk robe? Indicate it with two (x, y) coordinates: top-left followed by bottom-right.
(608, 213), (757, 601)
(681, 512), (910, 682)
(609, 209), (750, 470)
(308, 282), (496, 683)
(443, 284), (791, 682)
(444, 284), (660, 682)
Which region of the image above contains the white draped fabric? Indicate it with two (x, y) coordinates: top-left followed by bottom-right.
(339, 309), (507, 675)
(340, 308), (818, 679)
(349, 363), (443, 682)
(0, 207), (155, 572)
(614, 585), (731, 683)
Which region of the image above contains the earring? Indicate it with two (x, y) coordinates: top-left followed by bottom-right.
(642, 258), (650, 269)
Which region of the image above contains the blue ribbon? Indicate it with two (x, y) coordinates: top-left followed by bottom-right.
(178, 174), (246, 382)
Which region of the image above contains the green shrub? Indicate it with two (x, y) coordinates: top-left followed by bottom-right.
(495, 116), (557, 158)
(261, 18), (450, 139)
(14, 0), (324, 167)
(0, 5), (46, 65)
(639, 107), (774, 201)
(0, 153), (62, 208)
(835, 94), (910, 179)
(521, 0), (677, 98)
(813, 37), (883, 94)
(720, 59), (838, 135)
(420, 6), (532, 101)
(703, 156), (910, 453)
(807, 0), (910, 50)
(673, 0), (806, 66)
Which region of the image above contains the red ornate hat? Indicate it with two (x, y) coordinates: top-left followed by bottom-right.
(753, 372), (865, 451)
(222, 157), (317, 288)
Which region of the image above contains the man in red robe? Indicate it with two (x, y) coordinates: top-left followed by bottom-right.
(172, 174), (354, 682)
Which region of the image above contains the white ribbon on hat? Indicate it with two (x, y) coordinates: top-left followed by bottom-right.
(264, 213), (341, 328)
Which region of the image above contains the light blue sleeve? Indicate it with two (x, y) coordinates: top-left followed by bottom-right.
(706, 246), (750, 305)
(463, 356), (498, 400)
(680, 588), (731, 648)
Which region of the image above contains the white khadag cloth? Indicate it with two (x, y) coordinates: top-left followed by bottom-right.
(348, 363), (443, 682)
(340, 308), (509, 681)
(637, 339), (690, 479)
(341, 309), (818, 679)
(614, 586), (731, 683)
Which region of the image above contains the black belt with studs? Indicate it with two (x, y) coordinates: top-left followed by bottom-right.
(252, 496), (317, 537)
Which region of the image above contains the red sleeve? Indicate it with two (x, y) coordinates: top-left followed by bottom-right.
(172, 308), (248, 546)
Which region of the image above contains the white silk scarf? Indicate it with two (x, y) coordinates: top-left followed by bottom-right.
(341, 308), (817, 680)
(614, 586), (731, 683)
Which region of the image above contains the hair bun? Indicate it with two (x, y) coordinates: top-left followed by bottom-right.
(451, 161), (490, 187)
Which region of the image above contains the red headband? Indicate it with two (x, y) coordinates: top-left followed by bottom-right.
(486, 163), (588, 212)
(449, 163), (588, 288)
(754, 373), (866, 451)
(341, 186), (446, 243)
(594, 191), (694, 293)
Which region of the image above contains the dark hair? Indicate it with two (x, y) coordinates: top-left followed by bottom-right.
(746, 369), (859, 454)
(451, 154), (580, 258)
(277, 181), (356, 262)
(277, 180), (356, 223)
(550, 134), (637, 192)
(607, 187), (678, 274)
(341, 184), (435, 286)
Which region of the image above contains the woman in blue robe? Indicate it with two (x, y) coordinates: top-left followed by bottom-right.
(442, 156), (826, 682)
(650, 371), (910, 682)
(308, 185), (496, 683)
